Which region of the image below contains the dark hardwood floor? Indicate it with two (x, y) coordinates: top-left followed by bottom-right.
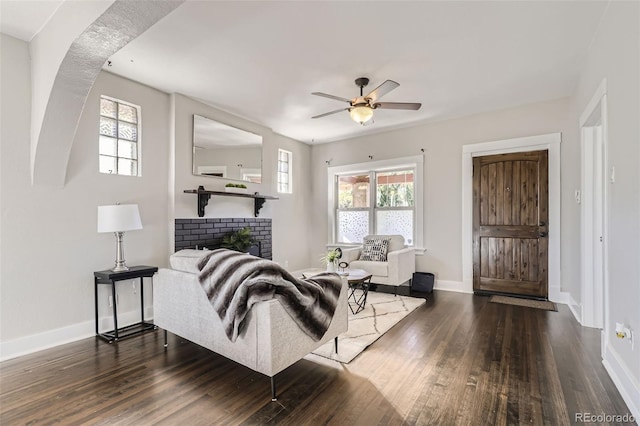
(1, 291), (635, 425)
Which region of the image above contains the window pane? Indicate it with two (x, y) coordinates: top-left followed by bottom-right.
(100, 99), (116, 118)
(118, 121), (138, 141)
(376, 210), (414, 245)
(99, 117), (117, 137)
(278, 182), (289, 193)
(118, 140), (138, 159)
(337, 210), (369, 243)
(279, 151), (289, 161)
(278, 161), (289, 173)
(376, 170), (414, 207)
(99, 136), (117, 156)
(338, 174), (370, 209)
(118, 158), (138, 176)
(99, 155), (116, 174)
(118, 103), (137, 123)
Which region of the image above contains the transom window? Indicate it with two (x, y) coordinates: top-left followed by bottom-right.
(99, 96), (141, 176)
(277, 149), (292, 193)
(329, 156), (424, 250)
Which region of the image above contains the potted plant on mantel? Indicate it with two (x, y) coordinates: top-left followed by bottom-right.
(221, 227), (255, 253)
(225, 183), (248, 194)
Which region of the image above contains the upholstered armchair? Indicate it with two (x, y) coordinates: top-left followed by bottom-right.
(341, 235), (415, 292)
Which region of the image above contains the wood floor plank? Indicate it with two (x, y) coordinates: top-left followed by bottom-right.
(1, 291), (635, 425)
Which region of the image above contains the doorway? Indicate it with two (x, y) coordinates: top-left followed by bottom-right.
(461, 133), (561, 300)
(472, 151), (549, 298)
(580, 82), (608, 331)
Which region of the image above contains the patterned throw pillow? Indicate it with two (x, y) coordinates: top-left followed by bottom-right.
(360, 238), (390, 261)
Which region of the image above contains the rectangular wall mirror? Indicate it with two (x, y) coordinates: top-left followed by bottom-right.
(192, 114), (262, 183)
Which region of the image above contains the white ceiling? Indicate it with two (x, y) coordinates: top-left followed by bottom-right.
(0, 0), (63, 42)
(3, 1), (608, 144)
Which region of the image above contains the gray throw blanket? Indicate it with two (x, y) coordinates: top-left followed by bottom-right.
(197, 249), (342, 342)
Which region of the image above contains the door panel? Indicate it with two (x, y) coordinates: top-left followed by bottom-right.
(473, 151), (549, 298)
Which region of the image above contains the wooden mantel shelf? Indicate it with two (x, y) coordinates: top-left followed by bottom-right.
(184, 186), (279, 217)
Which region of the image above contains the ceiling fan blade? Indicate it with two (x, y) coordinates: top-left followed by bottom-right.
(374, 102), (422, 110)
(311, 92), (352, 103)
(312, 108), (350, 119)
(365, 80), (399, 103)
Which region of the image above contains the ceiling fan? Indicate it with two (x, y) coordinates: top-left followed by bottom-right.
(311, 77), (421, 125)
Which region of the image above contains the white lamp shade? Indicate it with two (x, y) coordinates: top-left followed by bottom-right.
(97, 204), (143, 233)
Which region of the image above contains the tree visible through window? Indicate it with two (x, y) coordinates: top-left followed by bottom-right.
(336, 169), (415, 245)
(99, 96), (141, 176)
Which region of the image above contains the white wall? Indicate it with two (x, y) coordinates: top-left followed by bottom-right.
(1, 35), (171, 359)
(170, 94), (313, 270)
(310, 97), (579, 293)
(573, 1), (640, 416)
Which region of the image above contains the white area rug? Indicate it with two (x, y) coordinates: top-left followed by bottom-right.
(312, 292), (426, 363)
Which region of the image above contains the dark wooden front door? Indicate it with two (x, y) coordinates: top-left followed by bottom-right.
(473, 150), (549, 298)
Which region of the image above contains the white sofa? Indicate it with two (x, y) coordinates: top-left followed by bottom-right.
(341, 235), (415, 292)
(153, 250), (348, 400)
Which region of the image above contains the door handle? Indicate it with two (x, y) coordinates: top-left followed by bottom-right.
(539, 221), (546, 226)
(539, 232), (547, 238)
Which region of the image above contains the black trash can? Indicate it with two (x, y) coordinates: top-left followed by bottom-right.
(412, 272), (434, 292)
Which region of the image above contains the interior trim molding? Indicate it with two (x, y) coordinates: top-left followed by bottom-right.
(327, 155), (424, 249)
(568, 295), (583, 324)
(433, 279), (472, 294)
(579, 79), (609, 333)
(461, 133), (562, 301)
(0, 308), (153, 362)
(602, 345), (640, 421)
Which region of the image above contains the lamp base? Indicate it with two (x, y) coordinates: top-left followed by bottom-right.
(112, 263), (130, 272)
(112, 231), (129, 272)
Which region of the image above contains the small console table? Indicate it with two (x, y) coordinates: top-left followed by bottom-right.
(345, 269), (373, 315)
(184, 186), (279, 217)
(94, 265), (158, 343)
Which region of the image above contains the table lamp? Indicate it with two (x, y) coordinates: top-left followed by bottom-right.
(98, 204), (143, 271)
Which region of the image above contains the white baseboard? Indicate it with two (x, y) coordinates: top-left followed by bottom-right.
(434, 279), (472, 294)
(568, 295), (583, 324)
(439, 280), (568, 302)
(602, 344), (640, 421)
(549, 287), (570, 304)
(0, 307), (154, 362)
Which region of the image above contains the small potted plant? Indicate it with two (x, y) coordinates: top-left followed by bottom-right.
(221, 227), (255, 253)
(320, 247), (342, 272)
(225, 183), (248, 194)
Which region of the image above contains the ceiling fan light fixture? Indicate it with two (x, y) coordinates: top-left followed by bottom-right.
(350, 105), (374, 124)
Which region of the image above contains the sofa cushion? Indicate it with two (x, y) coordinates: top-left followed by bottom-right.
(349, 260), (389, 277)
(360, 238), (390, 261)
(365, 235), (405, 252)
(169, 249), (210, 274)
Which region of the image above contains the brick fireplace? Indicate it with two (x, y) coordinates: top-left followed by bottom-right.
(174, 218), (272, 259)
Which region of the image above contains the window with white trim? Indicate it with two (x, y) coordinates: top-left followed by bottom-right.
(277, 149), (292, 193)
(99, 96), (141, 176)
(329, 156), (424, 249)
